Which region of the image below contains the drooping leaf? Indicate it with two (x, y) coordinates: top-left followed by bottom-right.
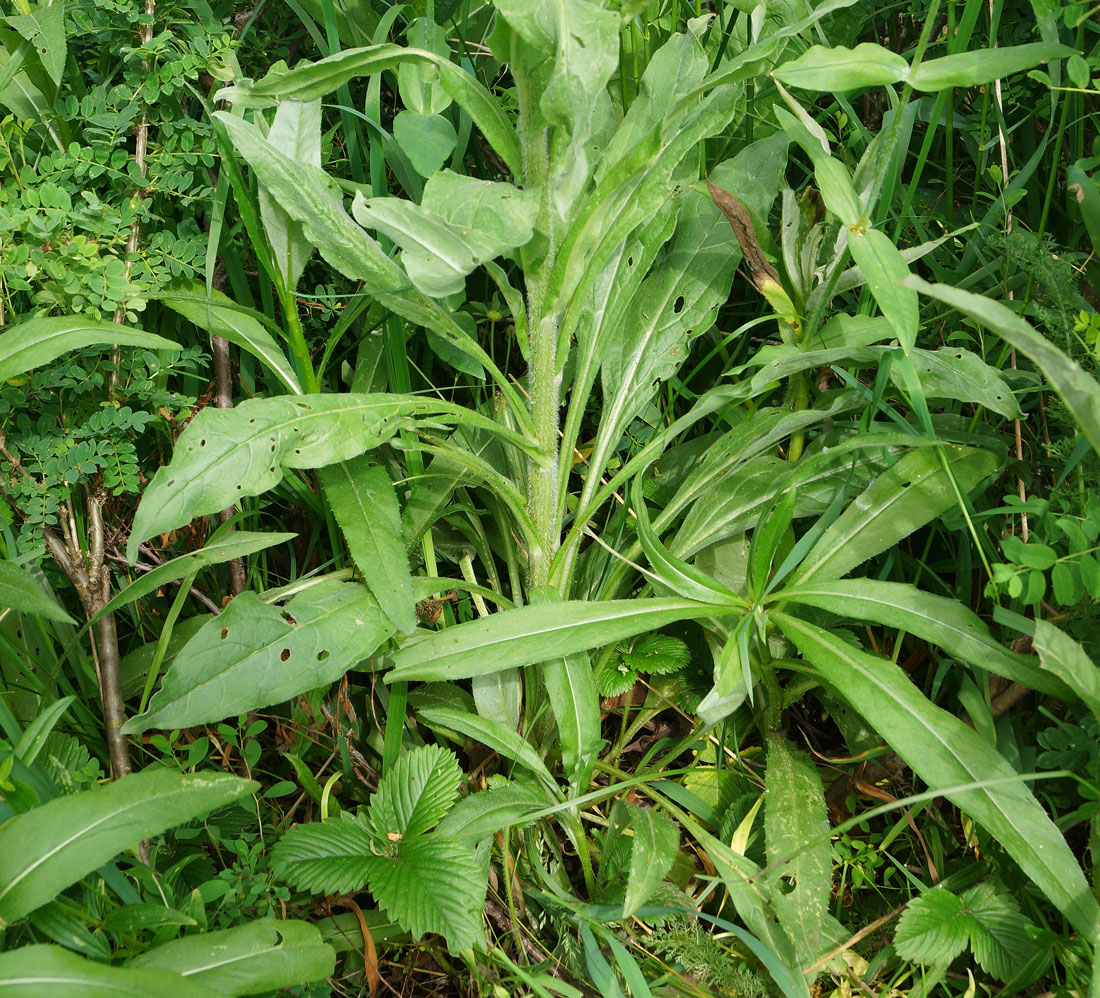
(127, 392), (538, 562)
(0, 317), (177, 385)
(366, 745), (463, 841)
(1033, 619), (1100, 721)
(616, 802), (679, 918)
(775, 614), (1098, 938)
(773, 43), (908, 91)
(764, 732), (832, 970)
(387, 598), (738, 683)
(791, 446), (998, 584)
(131, 918), (335, 997)
(321, 457), (416, 635)
(123, 581), (391, 734)
(0, 945), (222, 997)
(0, 560), (73, 623)
(0, 768), (256, 924)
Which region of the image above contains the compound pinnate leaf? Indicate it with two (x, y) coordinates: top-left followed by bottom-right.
(0, 768), (256, 924)
(123, 581), (391, 734)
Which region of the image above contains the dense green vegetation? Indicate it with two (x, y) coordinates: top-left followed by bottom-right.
(1, 0), (1099, 994)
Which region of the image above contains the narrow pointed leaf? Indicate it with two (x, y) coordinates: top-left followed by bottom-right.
(1033, 619), (1100, 720)
(543, 652), (601, 792)
(773, 43), (908, 91)
(0, 560), (73, 623)
(618, 803), (679, 918)
(847, 227), (917, 351)
(909, 42), (1075, 91)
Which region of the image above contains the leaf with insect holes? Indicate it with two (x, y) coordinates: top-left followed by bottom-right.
(122, 581), (391, 734)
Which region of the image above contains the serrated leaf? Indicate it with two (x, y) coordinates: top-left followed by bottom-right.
(366, 837), (486, 953)
(131, 918), (335, 996)
(436, 782), (548, 842)
(271, 814), (375, 895)
(616, 802), (679, 918)
(321, 457), (415, 635)
(367, 745), (462, 841)
(621, 635), (691, 675)
(123, 581), (391, 734)
(0, 945), (222, 997)
(0, 769), (256, 924)
(961, 882), (1040, 981)
(5, 3), (66, 86)
(764, 732), (832, 968)
(894, 889), (971, 966)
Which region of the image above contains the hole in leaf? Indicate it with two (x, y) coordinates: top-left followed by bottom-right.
(199, 439), (206, 447)
(777, 875), (796, 896)
(220, 627), (229, 639)
(317, 650), (329, 661)
(280, 648), (291, 662)
(673, 295), (685, 314)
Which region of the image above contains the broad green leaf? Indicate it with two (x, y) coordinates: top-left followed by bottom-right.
(907, 277), (1100, 457)
(120, 615), (212, 699)
(777, 579), (1071, 698)
(158, 283), (302, 393)
(961, 882), (1041, 982)
(366, 745), (462, 840)
(5, 2), (66, 86)
(909, 42), (1075, 91)
(0, 945), (221, 997)
(616, 802), (679, 918)
(1068, 162), (1100, 260)
(1033, 619), (1100, 721)
(436, 782), (548, 842)
(847, 227), (918, 351)
(223, 45), (522, 177)
(392, 109), (457, 177)
(814, 156), (864, 226)
(775, 614), (1098, 938)
(321, 457), (415, 635)
(0, 560), (73, 623)
(123, 581), (391, 734)
(271, 814), (374, 895)
(0, 317), (177, 385)
(764, 732), (832, 968)
(100, 532), (295, 622)
(127, 392), (538, 562)
(387, 598), (737, 683)
(131, 918), (335, 996)
(258, 99), (320, 292)
(791, 446), (998, 584)
(907, 347), (1022, 419)
(542, 652), (601, 793)
(351, 172), (538, 298)
(417, 707), (557, 790)
(893, 889), (971, 966)
(773, 43), (908, 91)
(365, 836), (486, 954)
(0, 768), (256, 924)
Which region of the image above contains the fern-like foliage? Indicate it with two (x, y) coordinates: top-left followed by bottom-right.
(271, 745), (484, 954)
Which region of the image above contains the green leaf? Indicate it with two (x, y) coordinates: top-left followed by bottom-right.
(388, 597), (737, 683)
(271, 813), (375, 895)
(365, 836), (486, 954)
(961, 882), (1040, 982)
(0, 768), (256, 924)
(159, 284), (302, 395)
(0, 317), (178, 385)
(893, 889), (971, 966)
(906, 277), (1100, 458)
(814, 156), (864, 226)
(0, 560), (73, 623)
(1033, 619), (1100, 721)
(131, 918), (335, 996)
(5, 2), (66, 86)
(351, 172), (538, 298)
(229, 44), (522, 178)
(100, 532), (296, 622)
(436, 782), (548, 842)
(791, 446), (998, 584)
(542, 652), (601, 793)
(773, 43), (908, 91)
(127, 392), (537, 563)
(775, 614), (1099, 938)
(123, 581), (391, 734)
(846, 227), (918, 351)
(905, 347), (1022, 419)
(321, 457), (415, 635)
(616, 802), (679, 918)
(367, 745), (463, 840)
(764, 732), (832, 968)
(417, 707), (557, 790)
(0, 945), (222, 997)
(909, 42), (1075, 91)
(392, 109), (457, 177)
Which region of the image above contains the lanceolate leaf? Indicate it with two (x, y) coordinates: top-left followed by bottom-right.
(775, 613), (1098, 938)
(846, 227), (918, 352)
(128, 392), (540, 562)
(617, 802), (679, 919)
(0, 769), (256, 924)
(791, 446), (998, 584)
(131, 919), (335, 997)
(776, 579), (1070, 698)
(908, 42), (1075, 91)
(387, 598), (740, 683)
(0, 317), (178, 384)
(0, 945), (222, 998)
(773, 43), (908, 91)
(764, 732), (832, 970)
(436, 783), (548, 842)
(542, 652), (601, 793)
(0, 560), (73, 623)
(123, 581), (391, 734)
(321, 457), (416, 635)
(1033, 619), (1100, 721)
(907, 278), (1100, 458)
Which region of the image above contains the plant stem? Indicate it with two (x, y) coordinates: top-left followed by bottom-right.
(212, 334), (245, 595)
